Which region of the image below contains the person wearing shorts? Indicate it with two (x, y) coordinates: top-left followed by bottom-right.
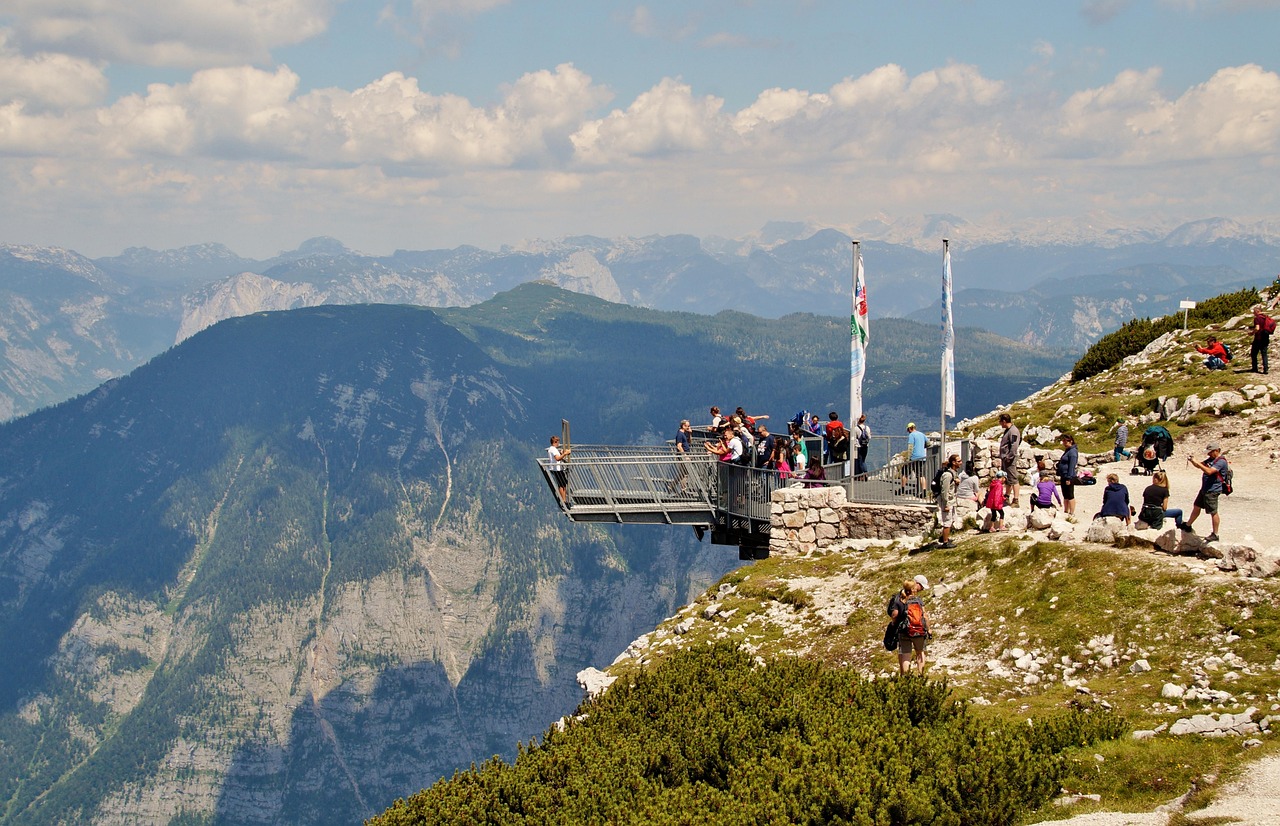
(547, 435), (571, 506)
(894, 574), (931, 676)
(1184, 441), (1227, 542)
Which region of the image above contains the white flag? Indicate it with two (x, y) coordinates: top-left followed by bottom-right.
(941, 242), (955, 418)
(850, 243), (869, 422)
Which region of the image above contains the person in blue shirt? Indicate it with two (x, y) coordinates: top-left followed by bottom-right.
(899, 422), (928, 495)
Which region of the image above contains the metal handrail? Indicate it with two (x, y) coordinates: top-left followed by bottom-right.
(538, 436), (968, 526)
(536, 447), (718, 522)
(846, 435), (969, 505)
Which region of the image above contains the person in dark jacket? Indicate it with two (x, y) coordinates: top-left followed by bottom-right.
(1056, 433), (1079, 519)
(1095, 473), (1132, 525)
(1251, 303), (1273, 374)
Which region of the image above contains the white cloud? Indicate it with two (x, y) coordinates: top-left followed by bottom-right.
(0, 0), (334, 67)
(379, 0), (509, 58)
(1054, 64), (1280, 161)
(623, 4), (699, 41)
(0, 28), (106, 109)
(571, 78), (730, 164)
(2, 59), (1278, 255)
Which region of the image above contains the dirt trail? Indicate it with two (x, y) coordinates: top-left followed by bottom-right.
(1069, 423), (1280, 548)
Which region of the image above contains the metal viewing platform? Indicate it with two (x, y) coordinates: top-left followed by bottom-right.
(536, 431), (969, 559)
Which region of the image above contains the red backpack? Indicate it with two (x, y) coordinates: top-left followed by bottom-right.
(904, 598), (928, 638)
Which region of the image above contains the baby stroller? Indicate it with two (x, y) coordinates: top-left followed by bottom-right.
(1132, 425), (1173, 475)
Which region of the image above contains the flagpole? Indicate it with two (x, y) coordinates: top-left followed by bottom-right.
(941, 239), (953, 469)
(850, 240), (860, 425)
(850, 241), (869, 481)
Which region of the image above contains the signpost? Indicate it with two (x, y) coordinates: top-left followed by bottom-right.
(1180, 300), (1197, 331)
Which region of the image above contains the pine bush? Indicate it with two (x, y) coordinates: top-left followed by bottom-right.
(368, 645), (1126, 825)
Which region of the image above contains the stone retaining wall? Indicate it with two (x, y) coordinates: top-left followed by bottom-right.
(769, 485), (936, 556)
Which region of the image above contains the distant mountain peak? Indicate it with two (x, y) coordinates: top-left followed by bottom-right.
(292, 236), (352, 257)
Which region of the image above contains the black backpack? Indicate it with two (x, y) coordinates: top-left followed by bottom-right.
(1221, 459), (1234, 495)
(929, 466), (946, 495)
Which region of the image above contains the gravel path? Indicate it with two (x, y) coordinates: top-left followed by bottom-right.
(1066, 425), (1279, 549)
(1028, 753), (1280, 825)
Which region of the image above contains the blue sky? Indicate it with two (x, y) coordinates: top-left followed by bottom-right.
(2, 0), (1279, 257)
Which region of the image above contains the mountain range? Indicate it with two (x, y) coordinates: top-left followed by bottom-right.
(3, 219), (1280, 422)
(0, 284), (1072, 824)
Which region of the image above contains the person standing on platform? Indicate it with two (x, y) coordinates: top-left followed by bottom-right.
(900, 422), (927, 495)
(936, 453), (960, 548)
(854, 413), (871, 479)
(547, 435), (572, 506)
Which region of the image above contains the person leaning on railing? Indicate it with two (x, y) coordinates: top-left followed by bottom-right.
(547, 435), (571, 506)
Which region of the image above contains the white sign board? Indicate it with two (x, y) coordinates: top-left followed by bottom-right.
(1179, 300), (1197, 309)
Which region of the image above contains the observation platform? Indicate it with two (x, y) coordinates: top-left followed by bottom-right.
(536, 432), (970, 559)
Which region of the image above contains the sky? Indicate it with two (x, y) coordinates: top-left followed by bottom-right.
(1, 0), (1279, 258)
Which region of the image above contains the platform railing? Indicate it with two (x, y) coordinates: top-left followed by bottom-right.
(536, 445), (718, 524)
(538, 436), (969, 527)
(846, 436), (969, 505)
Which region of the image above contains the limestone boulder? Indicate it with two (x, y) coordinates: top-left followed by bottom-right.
(1047, 520), (1076, 541)
(1215, 543), (1280, 577)
(1085, 516), (1129, 544)
(1027, 508), (1055, 530)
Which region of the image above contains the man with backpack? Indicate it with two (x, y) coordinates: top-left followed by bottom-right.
(887, 575), (931, 676)
(935, 453), (961, 549)
(1251, 303), (1274, 374)
(1196, 335), (1231, 370)
(1184, 441), (1229, 543)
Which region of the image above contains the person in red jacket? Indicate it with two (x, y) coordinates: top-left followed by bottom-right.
(1196, 335), (1230, 370)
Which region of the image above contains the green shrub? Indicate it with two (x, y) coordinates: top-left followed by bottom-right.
(369, 645), (1126, 826)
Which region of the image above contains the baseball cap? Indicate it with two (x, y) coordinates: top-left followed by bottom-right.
(913, 574), (930, 590)
(1207, 441), (1221, 451)
(907, 422), (916, 430)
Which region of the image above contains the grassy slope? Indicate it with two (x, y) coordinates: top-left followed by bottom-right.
(959, 311), (1280, 454)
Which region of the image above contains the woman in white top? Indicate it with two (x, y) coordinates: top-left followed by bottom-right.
(956, 460), (981, 504)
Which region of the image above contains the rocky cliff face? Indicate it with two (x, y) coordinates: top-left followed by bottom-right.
(30, 532), (727, 825)
(0, 304), (738, 825)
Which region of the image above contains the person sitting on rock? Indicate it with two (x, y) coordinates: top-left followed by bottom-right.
(1138, 470), (1185, 531)
(1095, 473), (1132, 526)
(1030, 473), (1062, 510)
